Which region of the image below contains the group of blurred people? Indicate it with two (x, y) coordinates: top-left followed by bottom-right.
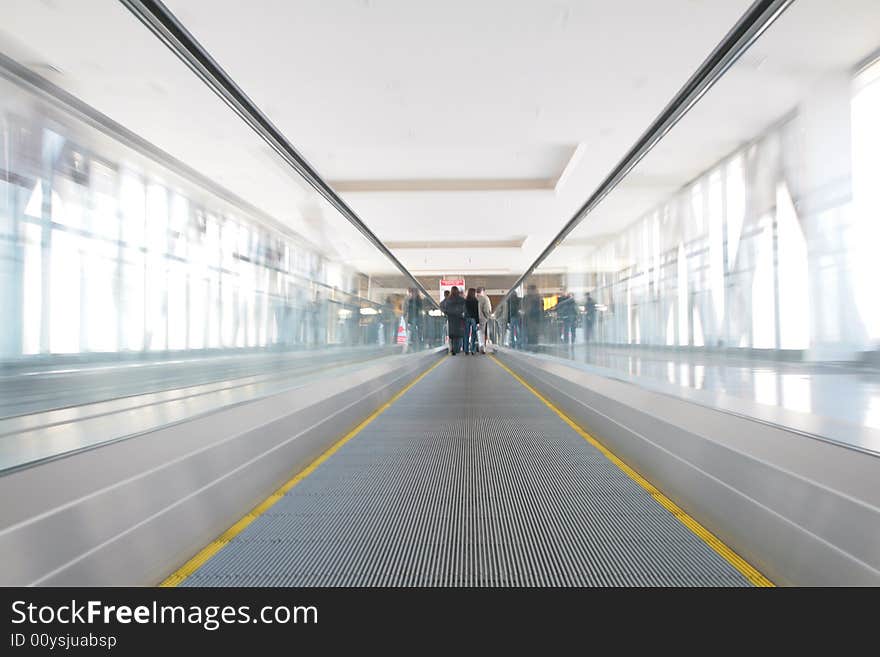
(501, 286), (598, 350)
(440, 286), (492, 355)
(402, 285), (600, 354)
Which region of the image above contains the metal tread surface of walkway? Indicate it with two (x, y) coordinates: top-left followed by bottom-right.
(182, 355), (752, 586)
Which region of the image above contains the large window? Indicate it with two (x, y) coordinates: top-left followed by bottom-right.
(0, 78), (397, 360)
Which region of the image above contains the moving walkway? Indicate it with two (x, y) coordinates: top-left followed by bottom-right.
(174, 355), (765, 587)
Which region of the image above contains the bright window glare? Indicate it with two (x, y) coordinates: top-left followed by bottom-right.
(726, 155), (745, 269)
(852, 60), (880, 342)
(751, 214), (775, 350)
(776, 183), (809, 350)
(708, 170), (724, 330)
(22, 222), (42, 355)
(84, 238), (117, 352)
(49, 229), (80, 353)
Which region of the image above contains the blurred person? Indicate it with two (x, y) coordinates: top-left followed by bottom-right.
(523, 284), (542, 350)
(585, 292), (597, 343)
(464, 287), (480, 355)
(443, 286), (466, 355)
(440, 289), (450, 310)
(439, 289), (451, 347)
(557, 292), (577, 345)
(496, 296), (508, 346)
(381, 294), (397, 346)
(405, 287), (424, 349)
(507, 291), (522, 349)
(477, 287), (492, 353)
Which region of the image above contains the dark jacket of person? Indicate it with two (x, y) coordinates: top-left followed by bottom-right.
(557, 294), (577, 321)
(444, 294), (466, 338)
(508, 293), (521, 318)
(465, 296), (480, 321)
(406, 293), (423, 321)
(524, 291), (542, 320)
(585, 295), (597, 323)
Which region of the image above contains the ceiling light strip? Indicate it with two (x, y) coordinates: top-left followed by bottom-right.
(499, 0), (794, 306)
(118, 0), (438, 306)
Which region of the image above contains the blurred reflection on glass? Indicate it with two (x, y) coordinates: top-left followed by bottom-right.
(0, 72), (409, 360)
(0, 42), (436, 470)
(510, 1), (880, 452)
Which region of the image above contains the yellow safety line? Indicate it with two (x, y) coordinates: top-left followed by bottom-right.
(160, 356), (447, 587)
(490, 355), (773, 588)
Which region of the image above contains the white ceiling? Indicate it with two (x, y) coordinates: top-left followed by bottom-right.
(162, 0), (756, 278)
(3, 0), (790, 284)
